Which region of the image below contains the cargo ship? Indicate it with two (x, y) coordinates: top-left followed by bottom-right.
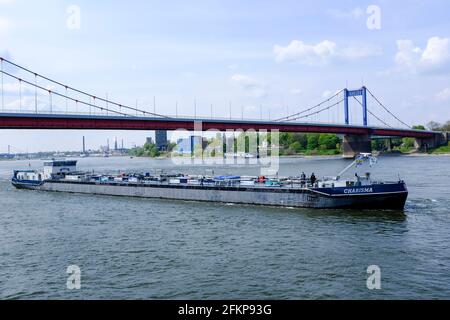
(11, 154), (408, 209)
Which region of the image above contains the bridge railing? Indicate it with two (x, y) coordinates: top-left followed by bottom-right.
(0, 107), (353, 125)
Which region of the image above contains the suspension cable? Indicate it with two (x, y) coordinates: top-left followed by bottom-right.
(0, 70), (129, 116)
(0, 57), (170, 118)
(366, 88), (411, 128)
(284, 98), (344, 122)
(352, 96), (392, 128)
(275, 89), (344, 122)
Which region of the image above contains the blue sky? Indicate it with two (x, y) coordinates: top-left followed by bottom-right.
(1, 0), (450, 152)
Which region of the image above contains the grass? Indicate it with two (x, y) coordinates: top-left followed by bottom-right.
(302, 149), (341, 156)
(428, 143), (450, 154)
(280, 149), (341, 156)
(393, 146), (415, 154)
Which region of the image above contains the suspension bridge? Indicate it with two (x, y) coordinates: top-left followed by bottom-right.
(0, 57), (446, 157)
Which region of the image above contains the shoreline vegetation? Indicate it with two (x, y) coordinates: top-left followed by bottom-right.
(130, 121), (450, 158)
(2, 122), (448, 161)
(130, 133), (450, 158)
(129, 132), (344, 159)
(1, 151), (449, 162)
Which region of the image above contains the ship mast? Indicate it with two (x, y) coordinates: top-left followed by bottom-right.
(336, 153), (376, 180)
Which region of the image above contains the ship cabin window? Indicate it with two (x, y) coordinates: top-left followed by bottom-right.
(346, 181), (355, 187)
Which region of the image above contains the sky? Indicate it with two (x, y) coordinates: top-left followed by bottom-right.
(0, 0), (450, 152)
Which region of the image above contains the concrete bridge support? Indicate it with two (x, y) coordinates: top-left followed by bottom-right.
(342, 134), (372, 158)
(386, 138), (393, 152)
(414, 133), (447, 152)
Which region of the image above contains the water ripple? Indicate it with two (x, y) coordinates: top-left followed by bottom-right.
(1, 156), (450, 299)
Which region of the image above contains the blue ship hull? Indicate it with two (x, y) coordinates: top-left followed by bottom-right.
(309, 182), (408, 209)
(11, 178), (44, 188)
(11, 178), (408, 210)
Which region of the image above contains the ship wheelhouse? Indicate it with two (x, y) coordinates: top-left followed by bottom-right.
(43, 160), (77, 179)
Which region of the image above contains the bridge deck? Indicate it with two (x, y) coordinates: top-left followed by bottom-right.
(0, 112), (436, 138)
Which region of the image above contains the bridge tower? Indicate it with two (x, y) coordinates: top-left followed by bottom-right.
(342, 86), (371, 158)
(343, 86), (368, 126)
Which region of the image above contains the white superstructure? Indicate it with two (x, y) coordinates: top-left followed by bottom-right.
(43, 160), (77, 179)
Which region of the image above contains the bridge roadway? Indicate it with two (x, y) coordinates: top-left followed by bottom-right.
(0, 112), (437, 139)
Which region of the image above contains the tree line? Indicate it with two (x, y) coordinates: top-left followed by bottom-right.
(130, 120), (449, 158)
(426, 121), (450, 132)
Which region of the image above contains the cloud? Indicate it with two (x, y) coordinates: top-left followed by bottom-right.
(436, 88), (450, 101)
(274, 40), (335, 65)
(392, 37), (450, 74)
(231, 74), (268, 98)
(327, 7), (364, 20)
(291, 88), (302, 95)
(0, 0), (16, 4)
(274, 40), (381, 65)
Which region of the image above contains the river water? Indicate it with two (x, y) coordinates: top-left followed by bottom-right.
(0, 155), (449, 299)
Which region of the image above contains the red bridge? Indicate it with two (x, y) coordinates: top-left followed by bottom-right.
(0, 57), (446, 157)
(0, 112), (436, 138)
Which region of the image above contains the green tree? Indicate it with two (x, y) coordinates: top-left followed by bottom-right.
(318, 134), (340, 150)
(371, 139), (386, 151)
(307, 134), (319, 150)
(167, 142), (177, 152)
(427, 121), (441, 131)
(402, 138), (415, 149)
(442, 121), (450, 131)
(130, 142), (160, 157)
(279, 133), (292, 146)
(290, 141), (302, 153)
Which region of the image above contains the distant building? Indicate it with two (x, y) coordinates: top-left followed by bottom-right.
(146, 137), (154, 145)
(155, 130), (168, 151)
(176, 136), (204, 155)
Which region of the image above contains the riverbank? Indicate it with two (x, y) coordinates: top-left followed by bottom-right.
(2, 150), (449, 162)
(377, 144), (450, 156)
(133, 147), (450, 159)
(428, 144), (450, 154)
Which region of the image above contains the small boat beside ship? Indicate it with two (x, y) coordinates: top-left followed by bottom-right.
(11, 154), (408, 209)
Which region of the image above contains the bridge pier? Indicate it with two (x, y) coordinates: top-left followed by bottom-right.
(386, 138), (393, 152)
(414, 133), (447, 152)
(342, 134), (372, 158)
